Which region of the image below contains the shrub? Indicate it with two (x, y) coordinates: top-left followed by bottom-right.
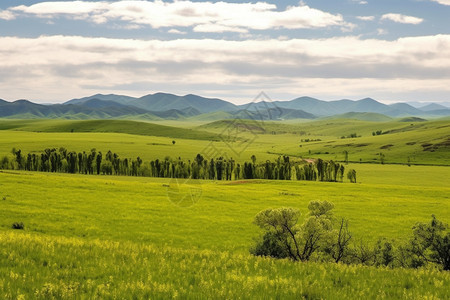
(250, 232), (289, 259)
(252, 202), (336, 262)
(408, 215), (450, 271)
(12, 222), (25, 230)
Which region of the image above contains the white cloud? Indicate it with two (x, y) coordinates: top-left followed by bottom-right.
(381, 13), (423, 25)
(193, 24), (248, 33)
(430, 0), (450, 5)
(356, 16), (375, 21)
(168, 29), (187, 35)
(0, 10), (15, 20)
(1, 34), (450, 102)
(8, 1), (354, 32)
(12, 1), (105, 15)
(351, 0), (368, 4)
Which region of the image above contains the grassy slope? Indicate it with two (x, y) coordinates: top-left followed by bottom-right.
(200, 119), (450, 165)
(0, 119), (217, 141)
(0, 168), (449, 298)
(1, 118), (449, 166)
(323, 112), (393, 122)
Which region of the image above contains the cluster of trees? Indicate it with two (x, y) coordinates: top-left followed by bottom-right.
(372, 130), (383, 136)
(251, 202), (449, 271)
(2, 147), (145, 176)
(340, 133), (360, 139)
(1, 148), (357, 183)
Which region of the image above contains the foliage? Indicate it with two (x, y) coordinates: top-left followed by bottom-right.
(253, 204), (450, 272)
(347, 169), (357, 183)
(253, 201), (336, 262)
(408, 215), (450, 270)
(0, 147), (352, 183)
(11, 222), (24, 230)
(372, 130), (383, 136)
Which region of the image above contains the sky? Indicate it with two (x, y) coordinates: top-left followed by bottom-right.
(1, 0), (450, 104)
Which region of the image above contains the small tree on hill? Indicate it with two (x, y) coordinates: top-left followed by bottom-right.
(344, 150), (349, 165)
(347, 169), (356, 183)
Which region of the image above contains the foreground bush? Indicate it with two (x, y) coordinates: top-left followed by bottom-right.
(251, 202), (450, 271)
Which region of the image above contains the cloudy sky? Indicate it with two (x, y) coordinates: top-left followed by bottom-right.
(1, 0), (450, 104)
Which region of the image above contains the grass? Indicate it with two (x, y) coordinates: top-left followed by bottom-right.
(0, 168), (449, 298)
(1, 231), (449, 299)
(1, 118), (450, 166)
(200, 118), (450, 165)
(1, 164), (448, 251)
(0, 118), (449, 298)
(0, 119), (218, 141)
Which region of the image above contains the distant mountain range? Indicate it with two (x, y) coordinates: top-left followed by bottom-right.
(1, 93), (449, 121)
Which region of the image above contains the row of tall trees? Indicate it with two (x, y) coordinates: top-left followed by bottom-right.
(1, 148), (354, 182)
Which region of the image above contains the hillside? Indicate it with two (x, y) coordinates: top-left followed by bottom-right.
(0, 119), (218, 141)
(200, 118), (450, 165)
(323, 112), (393, 122)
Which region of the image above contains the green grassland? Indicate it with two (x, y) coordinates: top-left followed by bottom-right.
(200, 118), (450, 165)
(0, 119), (218, 141)
(0, 118), (449, 298)
(0, 166), (449, 299)
(1, 118), (449, 165)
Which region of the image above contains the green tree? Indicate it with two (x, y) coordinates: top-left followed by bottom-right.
(96, 152), (102, 175)
(252, 201), (335, 262)
(379, 152), (385, 164)
(253, 207), (301, 261)
(408, 215), (450, 271)
(347, 169), (357, 183)
(327, 218), (352, 263)
(344, 150), (349, 165)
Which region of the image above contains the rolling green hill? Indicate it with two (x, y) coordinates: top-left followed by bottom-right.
(200, 118), (450, 165)
(1, 118), (449, 166)
(324, 112), (393, 122)
(0, 119), (218, 141)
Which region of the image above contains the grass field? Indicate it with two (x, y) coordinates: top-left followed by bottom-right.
(201, 118), (450, 165)
(0, 118), (449, 298)
(1, 118), (449, 165)
(0, 167), (449, 299)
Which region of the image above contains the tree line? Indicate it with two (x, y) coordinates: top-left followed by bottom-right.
(0, 147), (357, 182)
(252, 201), (449, 271)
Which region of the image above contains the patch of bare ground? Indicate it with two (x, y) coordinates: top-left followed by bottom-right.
(421, 138), (450, 152)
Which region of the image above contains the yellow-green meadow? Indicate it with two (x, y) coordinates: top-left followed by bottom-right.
(0, 118), (449, 299)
